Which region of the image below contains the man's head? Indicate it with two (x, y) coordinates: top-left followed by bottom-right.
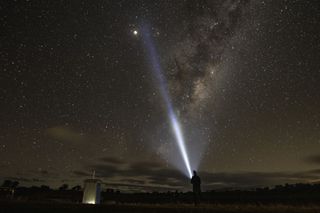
(193, 170), (197, 176)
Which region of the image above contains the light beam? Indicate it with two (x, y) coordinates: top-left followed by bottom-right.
(141, 24), (192, 178)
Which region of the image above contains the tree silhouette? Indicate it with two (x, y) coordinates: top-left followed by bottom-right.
(40, 185), (51, 191)
(58, 184), (69, 191)
(2, 180), (12, 187)
(11, 181), (19, 188)
(71, 185), (81, 191)
(1, 180), (19, 188)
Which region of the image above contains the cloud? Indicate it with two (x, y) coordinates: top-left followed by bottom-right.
(129, 161), (164, 171)
(99, 157), (126, 165)
(200, 171), (320, 189)
(73, 170), (91, 177)
(46, 126), (85, 143)
(5, 155), (320, 191)
(307, 169), (320, 174)
(8, 170), (60, 186)
(7, 157), (320, 191)
(71, 158), (320, 191)
(3, 176), (45, 183)
(304, 154), (320, 164)
(40, 170), (49, 175)
(120, 179), (146, 185)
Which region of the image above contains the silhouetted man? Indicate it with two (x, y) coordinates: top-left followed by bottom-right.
(191, 170), (201, 205)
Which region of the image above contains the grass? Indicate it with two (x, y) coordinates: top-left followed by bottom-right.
(1, 201), (320, 213)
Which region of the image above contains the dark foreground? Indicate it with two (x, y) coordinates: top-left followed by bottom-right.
(1, 201), (320, 213)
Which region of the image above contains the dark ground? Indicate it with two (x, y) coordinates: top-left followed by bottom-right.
(1, 201), (320, 213)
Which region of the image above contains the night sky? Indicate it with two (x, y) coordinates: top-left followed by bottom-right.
(1, 0), (320, 192)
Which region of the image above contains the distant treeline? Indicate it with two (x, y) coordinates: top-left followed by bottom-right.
(1, 180), (320, 204)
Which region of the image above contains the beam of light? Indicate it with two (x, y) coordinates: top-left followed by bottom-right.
(141, 24), (192, 178)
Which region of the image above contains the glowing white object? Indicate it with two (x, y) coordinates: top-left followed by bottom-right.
(82, 179), (101, 204)
(170, 114), (192, 178)
(133, 30), (138, 35)
(141, 24), (193, 178)
(87, 200), (96, 204)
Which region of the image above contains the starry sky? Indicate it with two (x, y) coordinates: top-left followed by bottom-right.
(1, 0), (320, 192)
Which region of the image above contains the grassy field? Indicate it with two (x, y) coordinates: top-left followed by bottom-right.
(1, 202), (320, 213)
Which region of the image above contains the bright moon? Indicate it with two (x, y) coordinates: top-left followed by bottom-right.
(133, 30), (138, 35)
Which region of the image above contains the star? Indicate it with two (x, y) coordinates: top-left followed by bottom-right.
(1, 0), (319, 192)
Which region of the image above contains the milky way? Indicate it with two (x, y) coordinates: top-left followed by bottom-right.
(165, 0), (250, 117)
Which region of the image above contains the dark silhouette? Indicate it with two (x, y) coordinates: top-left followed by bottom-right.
(2, 178), (320, 205)
(1, 180), (19, 188)
(71, 185), (81, 191)
(58, 184), (69, 191)
(40, 185), (51, 191)
(191, 170), (201, 205)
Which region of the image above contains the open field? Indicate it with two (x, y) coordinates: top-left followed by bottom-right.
(1, 202), (320, 213)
